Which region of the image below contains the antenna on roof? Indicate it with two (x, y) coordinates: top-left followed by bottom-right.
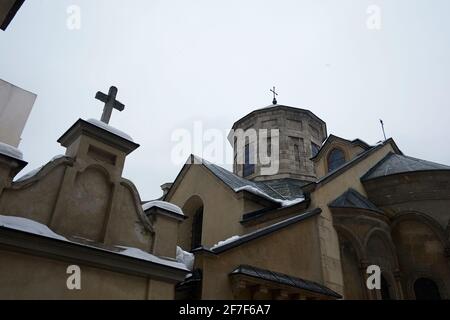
(379, 119), (387, 141)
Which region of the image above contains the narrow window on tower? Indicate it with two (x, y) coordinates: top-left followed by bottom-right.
(233, 137), (237, 171)
(243, 143), (255, 177)
(311, 142), (320, 157)
(294, 144), (300, 167)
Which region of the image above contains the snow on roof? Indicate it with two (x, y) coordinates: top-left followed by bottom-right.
(0, 214), (188, 271)
(87, 118), (134, 142)
(14, 155), (66, 183)
(0, 214), (67, 241)
(0, 141), (23, 160)
(15, 166), (42, 182)
(211, 235), (241, 249)
(117, 246), (188, 271)
(234, 186), (305, 207)
(190, 155), (305, 207)
(176, 246), (195, 271)
(279, 197), (305, 207)
(142, 200), (184, 216)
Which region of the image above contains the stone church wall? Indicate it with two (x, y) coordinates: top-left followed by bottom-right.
(0, 248), (174, 299)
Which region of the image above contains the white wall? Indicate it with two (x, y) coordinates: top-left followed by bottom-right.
(0, 79), (36, 147)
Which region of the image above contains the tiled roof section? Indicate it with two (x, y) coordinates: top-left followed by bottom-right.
(201, 159), (305, 201)
(329, 188), (383, 213)
(203, 160), (257, 191)
(361, 152), (450, 181)
(230, 265), (342, 299)
(258, 179), (307, 200)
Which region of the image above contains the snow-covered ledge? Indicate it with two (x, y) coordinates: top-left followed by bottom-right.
(143, 200), (185, 220)
(0, 142), (23, 161)
(57, 118), (140, 157)
(0, 214), (189, 273)
(0, 141), (28, 185)
(86, 119), (134, 142)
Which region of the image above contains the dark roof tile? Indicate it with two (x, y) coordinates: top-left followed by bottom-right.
(329, 188), (383, 213)
(230, 265), (342, 298)
(200, 158), (305, 201)
(362, 152), (450, 181)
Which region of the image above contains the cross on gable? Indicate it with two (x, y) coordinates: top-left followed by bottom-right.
(95, 86), (125, 124)
(270, 86), (278, 105)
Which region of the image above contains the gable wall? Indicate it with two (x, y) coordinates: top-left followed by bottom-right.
(0, 163), (67, 225)
(166, 164), (265, 249)
(315, 140), (367, 178)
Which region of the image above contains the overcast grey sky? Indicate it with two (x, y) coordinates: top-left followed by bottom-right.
(1, 0), (449, 200)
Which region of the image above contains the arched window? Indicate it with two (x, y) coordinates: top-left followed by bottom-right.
(380, 275), (391, 300)
(327, 148), (345, 172)
(191, 206), (203, 250)
(182, 196), (204, 250)
(414, 278), (441, 300)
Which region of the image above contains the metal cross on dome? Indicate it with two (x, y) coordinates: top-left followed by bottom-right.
(95, 86), (125, 124)
(270, 86), (278, 105)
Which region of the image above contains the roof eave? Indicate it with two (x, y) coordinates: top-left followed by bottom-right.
(0, 0), (25, 31)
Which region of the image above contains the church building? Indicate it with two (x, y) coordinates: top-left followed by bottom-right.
(0, 85), (449, 300)
(166, 102), (450, 300)
(1, 0), (448, 302)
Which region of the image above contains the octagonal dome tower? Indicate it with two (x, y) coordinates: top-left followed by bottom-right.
(228, 104), (327, 182)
